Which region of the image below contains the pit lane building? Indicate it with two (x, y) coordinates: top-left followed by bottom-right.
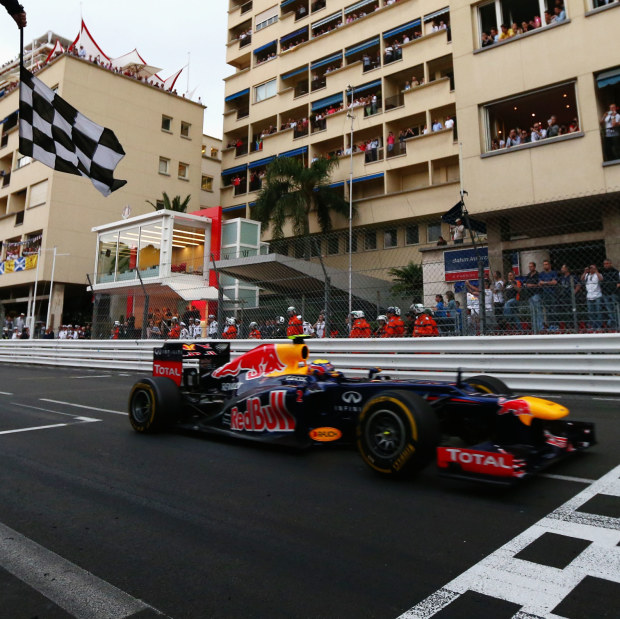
(0, 27), (207, 329)
(222, 0), (620, 285)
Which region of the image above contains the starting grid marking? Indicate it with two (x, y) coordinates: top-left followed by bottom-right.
(398, 464), (620, 618)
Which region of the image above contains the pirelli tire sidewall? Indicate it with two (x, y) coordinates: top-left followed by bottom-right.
(128, 376), (182, 433)
(465, 374), (513, 397)
(356, 390), (440, 477)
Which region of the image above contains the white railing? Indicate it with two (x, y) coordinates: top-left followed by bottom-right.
(1, 334), (619, 394)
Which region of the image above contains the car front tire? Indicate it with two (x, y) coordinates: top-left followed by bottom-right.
(356, 390), (439, 477)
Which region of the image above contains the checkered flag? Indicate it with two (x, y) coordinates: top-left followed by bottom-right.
(19, 66), (126, 196)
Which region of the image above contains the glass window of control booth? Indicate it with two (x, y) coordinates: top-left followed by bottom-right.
(171, 222), (206, 274)
(138, 223), (161, 278)
(97, 231), (118, 283)
(116, 227), (140, 281)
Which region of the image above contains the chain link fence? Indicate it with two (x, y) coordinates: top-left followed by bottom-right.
(88, 193), (620, 340)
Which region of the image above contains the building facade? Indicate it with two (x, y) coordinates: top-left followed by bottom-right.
(0, 51), (204, 331)
(222, 0), (620, 296)
(201, 134), (223, 208)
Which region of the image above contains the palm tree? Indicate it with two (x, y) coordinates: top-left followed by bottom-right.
(388, 261), (424, 303)
(146, 192), (191, 212)
(253, 156), (351, 257)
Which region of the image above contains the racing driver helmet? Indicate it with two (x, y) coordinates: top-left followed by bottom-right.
(309, 359), (339, 378)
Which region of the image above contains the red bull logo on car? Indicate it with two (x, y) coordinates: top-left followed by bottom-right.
(212, 344), (287, 380)
(498, 398), (532, 418)
(230, 390), (295, 432)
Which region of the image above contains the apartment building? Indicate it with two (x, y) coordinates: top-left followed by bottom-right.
(222, 0), (620, 288)
(0, 50), (204, 329)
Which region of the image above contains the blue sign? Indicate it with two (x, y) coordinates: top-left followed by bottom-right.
(444, 247), (489, 282)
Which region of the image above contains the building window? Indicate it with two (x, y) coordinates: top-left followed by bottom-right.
(427, 223), (441, 243)
(161, 116), (172, 132)
(405, 224), (419, 245)
(595, 67), (620, 163)
(255, 79), (277, 103)
(483, 82), (578, 153)
(178, 162), (189, 179)
(159, 157), (170, 175)
(256, 6), (279, 31)
(28, 180), (48, 208)
(364, 230), (377, 251)
(477, 0), (567, 49)
(201, 175), (214, 191)
(591, 0), (618, 8)
(16, 155), (31, 169)
(210, 147), (219, 158)
(180, 121), (191, 138)
(383, 228), (398, 248)
(327, 235), (339, 255)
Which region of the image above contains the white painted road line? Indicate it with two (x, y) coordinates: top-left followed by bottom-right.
(71, 375), (112, 379)
(0, 391), (13, 396)
(0, 423), (70, 435)
(0, 521), (165, 618)
(40, 399), (127, 416)
(539, 473), (595, 484)
(398, 464), (620, 618)
(12, 402), (94, 418)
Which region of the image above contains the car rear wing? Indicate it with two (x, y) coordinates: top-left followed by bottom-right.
(153, 342), (231, 386)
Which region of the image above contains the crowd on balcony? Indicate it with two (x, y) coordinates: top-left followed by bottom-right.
(348, 93), (381, 116)
(490, 115), (579, 150)
(280, 116), (310, 137)
(311, 102), (344, 130)
(237, 28), (253, 46)
(344, 3), (380, 25)
(312, 18), (343, 38)
(481, 3), (567, 47)
(256, 51), (277, 65)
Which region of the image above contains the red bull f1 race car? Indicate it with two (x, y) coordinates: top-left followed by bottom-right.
(128, 339), (595, 484)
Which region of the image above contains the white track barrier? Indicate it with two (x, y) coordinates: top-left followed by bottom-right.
(1, 333), (619, 395)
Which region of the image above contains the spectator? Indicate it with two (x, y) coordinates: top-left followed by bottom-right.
(168, 317), (181, 339)
(207, 314), (218, 338)
(601, 103), (620, 161)
(434, 294), (447, 332)
(386, 131), (395, 154)
(547, 115), (560, 138)
(506, 128), (521, 147)
(539, 259), (558, 328)
(313, 311), (326, 338)
(523, 261), (543, 332)
(581, 264), (603, 330)
(492, 270), (505, 318)
(436, 235), (447, 246)
(558, 264), (581, 327)
(179, 322), (190, 339)
(601, 258), (620, 328)
(503, 271), (522, 330)
(432, 119), (443, 132)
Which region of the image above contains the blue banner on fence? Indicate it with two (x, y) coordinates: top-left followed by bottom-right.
(444, 247), (489, 282)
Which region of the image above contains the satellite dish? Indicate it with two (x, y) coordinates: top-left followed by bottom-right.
(122, 205), (131, 219)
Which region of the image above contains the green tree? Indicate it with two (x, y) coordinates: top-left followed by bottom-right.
(146, 192), (191, 213)
(388, 261), (424, 303)
(253, 156), (352, 257)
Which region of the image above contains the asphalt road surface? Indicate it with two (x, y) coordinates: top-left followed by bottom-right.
(0, 365), (618, 619)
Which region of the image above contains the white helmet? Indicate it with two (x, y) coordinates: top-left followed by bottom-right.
(393, 306), (401, 316)
(377, 314), (387, 322)
(249, 321), (258, 329)
(226, 317), (236, 326)
(287, 306), (296, 316)
(208, 314), (215, 319)
(352, 310), (365, 319)
(410, 303), (424, 314)
(278, 316), (285, 324)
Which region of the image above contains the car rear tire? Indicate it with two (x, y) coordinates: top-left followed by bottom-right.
(465, 375), (513, 397)
(356, 390), (439, 477)
(128, 377), (182, 433)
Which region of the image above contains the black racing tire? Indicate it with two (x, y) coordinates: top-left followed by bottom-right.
(465, 375), (513, 397)
(356, 390), (440, 478)
(128, 377), (182, 433)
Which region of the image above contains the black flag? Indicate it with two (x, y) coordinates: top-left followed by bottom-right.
(441, 200), (487, 234)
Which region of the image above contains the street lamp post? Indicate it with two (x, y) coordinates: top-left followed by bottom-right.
(346, 85), (355, 321)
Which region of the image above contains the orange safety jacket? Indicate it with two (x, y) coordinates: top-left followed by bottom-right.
(386, 316), (405, 337)
(222, 325), (238, 339)
(350, 318), (371, 338)
(249, 329), (262, 339)
(413, 314), (439, 337)
(287, 315), (303, 336)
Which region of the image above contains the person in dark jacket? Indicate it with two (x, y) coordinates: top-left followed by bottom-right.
(2, 0), (27, 28)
